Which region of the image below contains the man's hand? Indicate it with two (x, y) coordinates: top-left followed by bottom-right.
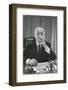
(40, 41), (50, 54)
(29, 58), (38, 66)
(26, 58), (38, 66)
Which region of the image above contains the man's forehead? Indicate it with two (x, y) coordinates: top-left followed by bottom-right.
(35, 27), (45, 33)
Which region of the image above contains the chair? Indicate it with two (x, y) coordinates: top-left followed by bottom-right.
(23, 37), (35, 48)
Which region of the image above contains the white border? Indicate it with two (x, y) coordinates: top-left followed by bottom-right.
(16, 8), (64, 82)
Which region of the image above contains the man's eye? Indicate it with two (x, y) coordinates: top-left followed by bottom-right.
(41, 33), (43, 35)
(37, 33), (39, 35)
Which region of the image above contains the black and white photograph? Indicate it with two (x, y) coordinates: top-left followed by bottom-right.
(9, 4), (66, 86)
(23, 15), (57, 74)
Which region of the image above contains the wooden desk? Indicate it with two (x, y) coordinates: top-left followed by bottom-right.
(24, 61), (57, 74)
(33, 61), (57, 74)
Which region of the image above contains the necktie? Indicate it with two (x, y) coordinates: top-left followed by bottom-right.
(37, 45), (42, 53)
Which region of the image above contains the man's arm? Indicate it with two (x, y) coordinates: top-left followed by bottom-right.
(49, 48), (56, 60)
(45, 43), (57, 60)
(23, 46), (30, 65)
(46, 42), (56, 60)
(41, 41), (56, 60)
(23, 46), (38, 66)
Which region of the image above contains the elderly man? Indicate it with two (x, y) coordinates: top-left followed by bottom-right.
(23, 26), (56, 67)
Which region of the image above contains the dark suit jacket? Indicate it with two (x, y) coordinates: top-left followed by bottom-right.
(23, 40), (56, 64)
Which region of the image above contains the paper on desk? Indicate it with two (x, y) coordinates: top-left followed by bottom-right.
(32, 62), (50, 73)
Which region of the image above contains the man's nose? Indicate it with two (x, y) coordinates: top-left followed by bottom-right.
(38, 34), (42, 37)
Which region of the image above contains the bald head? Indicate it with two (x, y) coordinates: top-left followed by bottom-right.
(34, 26), (46, 43)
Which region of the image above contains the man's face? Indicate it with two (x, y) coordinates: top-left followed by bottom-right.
(34, 27), (45, 43)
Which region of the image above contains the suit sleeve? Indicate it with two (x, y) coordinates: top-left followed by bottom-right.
(23, 46), (29, 65)
(46, 42), (56, 60)
(23, 45), (32, 65)
(49, 48), (56, 60)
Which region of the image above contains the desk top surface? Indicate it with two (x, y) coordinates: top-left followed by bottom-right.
(24, 61), (57, 74)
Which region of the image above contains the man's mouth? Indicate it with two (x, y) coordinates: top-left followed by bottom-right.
(37, 39), (43, 42)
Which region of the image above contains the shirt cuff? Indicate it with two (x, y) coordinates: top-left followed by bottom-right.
(26, 59), (31, 65)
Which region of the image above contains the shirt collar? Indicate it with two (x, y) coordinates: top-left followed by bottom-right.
(36, 41), (40, 46)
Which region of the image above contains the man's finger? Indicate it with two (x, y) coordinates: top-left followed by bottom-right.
(32, 59), (38, 63)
